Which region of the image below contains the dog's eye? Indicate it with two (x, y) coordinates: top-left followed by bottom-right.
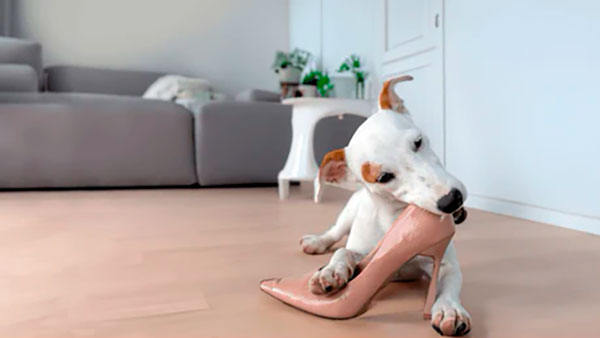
(413, 137), (423, 152)
(376, 172), (395, 183)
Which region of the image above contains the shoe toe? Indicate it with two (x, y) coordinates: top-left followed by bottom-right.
(259, 278), (280, 293)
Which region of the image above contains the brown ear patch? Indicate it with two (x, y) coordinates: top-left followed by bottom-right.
(320, 149), (345, 169)
(378, 75), (414, 112)
(378, 80), (394, 110)
(319, 149), (347, 183)
(361, 162), (382, 183)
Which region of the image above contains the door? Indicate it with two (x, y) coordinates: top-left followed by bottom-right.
(378, 0), (445, 163)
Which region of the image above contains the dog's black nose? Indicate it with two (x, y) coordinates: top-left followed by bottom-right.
(437, 188), (464, 213)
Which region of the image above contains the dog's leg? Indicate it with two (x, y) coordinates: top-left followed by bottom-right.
(427, 242), (472, 336)
(300, 191), (360, 254)
(307, 247), (358, 294)
(309, 203), (379, 294)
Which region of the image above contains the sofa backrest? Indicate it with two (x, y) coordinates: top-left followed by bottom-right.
(45, 65), (165, 97)
(0, 37), (42, 90)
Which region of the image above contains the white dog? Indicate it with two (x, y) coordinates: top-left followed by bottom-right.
(301, 76), (471, 336)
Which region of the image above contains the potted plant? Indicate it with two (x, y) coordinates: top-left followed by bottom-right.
(338, 54), (369, 99)
(299, 70), (319, 97)
(272, 48), (311, 83)
(316, 71), (334, 97)
(300, 69), (334, 97)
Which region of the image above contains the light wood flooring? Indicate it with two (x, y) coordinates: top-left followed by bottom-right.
(0, 185), (598, 337)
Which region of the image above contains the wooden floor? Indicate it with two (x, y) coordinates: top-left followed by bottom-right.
(0, 185), (598, 337)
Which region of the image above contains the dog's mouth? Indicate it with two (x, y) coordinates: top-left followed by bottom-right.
(452, 207), (467, 224)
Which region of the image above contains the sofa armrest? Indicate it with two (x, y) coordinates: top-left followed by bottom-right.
(0, 64), (39, 92)
(44, 65), (165, 96)
(235, 89), (281, 103)
(194, 101), (292, 185)
(0, 37), (42, 88)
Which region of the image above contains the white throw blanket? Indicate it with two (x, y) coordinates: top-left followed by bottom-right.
(143, 75), (212, 101)
(143, 75), (226, 113)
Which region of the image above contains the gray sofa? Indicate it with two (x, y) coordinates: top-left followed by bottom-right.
(0, 37), (364, 189)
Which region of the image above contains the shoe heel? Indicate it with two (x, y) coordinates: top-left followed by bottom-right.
(420, 236), (452, 319)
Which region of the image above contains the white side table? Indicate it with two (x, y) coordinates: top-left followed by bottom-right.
(278, 98), (374, 201)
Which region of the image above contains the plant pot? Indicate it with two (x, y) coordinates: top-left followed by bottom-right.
(277, 67), (302, 83)
(355, 81), (365, 99)
(298, 85), (317, 97)
(331, 73), (355, 99)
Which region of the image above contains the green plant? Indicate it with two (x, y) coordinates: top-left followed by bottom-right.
(339, 54), (368, 98)
(272, 48), (311, 72)
(301, 70), (320, 86)
(301, 69), (334, 97)
(317, 72), (334, 97)
(338, 54), (369, 84)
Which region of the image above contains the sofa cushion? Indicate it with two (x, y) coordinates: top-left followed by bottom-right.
(0, 92), (197, 188)
(0, 64), (39, 92)
(0, 37), (42, 88)
(193, 101), (291, 185)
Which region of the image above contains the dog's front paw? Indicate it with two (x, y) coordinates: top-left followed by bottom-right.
(308, 260), (353, 295)
(300, 234), (331, 254)
(431, 299), (471, 336)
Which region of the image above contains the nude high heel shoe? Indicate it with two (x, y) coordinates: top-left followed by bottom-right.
(260, 205), (455, 319)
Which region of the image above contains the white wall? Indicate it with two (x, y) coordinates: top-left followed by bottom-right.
(289, 0), (321, 66)
(11, 0), (289, 96)
(445, 0), (600, 234)
(289, 0), (375, 82)
(321, 0), (375, 73)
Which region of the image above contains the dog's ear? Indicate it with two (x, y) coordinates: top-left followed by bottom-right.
(314, 148), (361, 202)
(379, 75), (413, 113)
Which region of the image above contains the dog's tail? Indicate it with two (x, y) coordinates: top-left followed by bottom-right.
(379, 75), (413, 113)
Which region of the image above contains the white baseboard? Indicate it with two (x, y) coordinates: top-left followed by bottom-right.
(466, 194), (600, 236)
